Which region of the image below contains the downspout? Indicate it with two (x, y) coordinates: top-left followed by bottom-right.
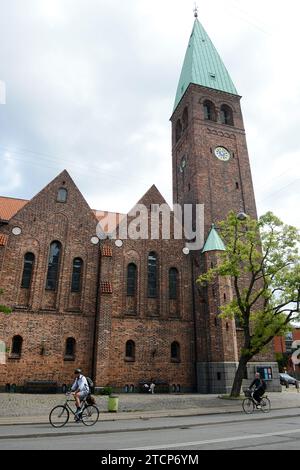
(191, 254), (199, 393)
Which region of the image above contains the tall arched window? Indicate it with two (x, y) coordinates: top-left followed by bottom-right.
(148, 252), (158, 298)
(65, 337), (76, 358)
(127, 263), (137, 297)
(182, 107), (189, 131)
(175, 119), (182, 142)
(71, 258), (83, 292)
(21, 253), (35, 289)
(220, 104), (234, 126)
(46, 241), (62, 291)
(169, 268), (179, 300)
(171, 341), (180, 362)
(125, 340), (135, 361)
(57, 188), (68, 203)
(11, 335), (23, 357)
(203, 100), (216, 121)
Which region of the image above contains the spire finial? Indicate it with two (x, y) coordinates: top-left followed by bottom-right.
(193, 3), (198, 18)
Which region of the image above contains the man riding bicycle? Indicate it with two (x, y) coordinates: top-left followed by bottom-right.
(70, 368), (90, 419)
(249, 372), (266, 409)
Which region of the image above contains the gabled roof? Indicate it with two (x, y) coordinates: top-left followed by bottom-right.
(174, 19), (238, 111)
(202, 224), (226, 253)
(135, 184), (169, 210)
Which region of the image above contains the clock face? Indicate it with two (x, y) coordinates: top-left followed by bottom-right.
(214, 146), (231, 162)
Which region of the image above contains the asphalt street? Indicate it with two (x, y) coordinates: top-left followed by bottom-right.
(0, 408), (300, 450)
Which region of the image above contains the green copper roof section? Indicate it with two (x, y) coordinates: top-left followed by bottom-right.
(202, 225), (226, 254)
(174, 19), (238, 111)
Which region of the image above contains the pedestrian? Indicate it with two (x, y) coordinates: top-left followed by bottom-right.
(149, 379), (155, 394)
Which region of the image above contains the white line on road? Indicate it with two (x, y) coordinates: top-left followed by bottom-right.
(125, 428), (300, 450)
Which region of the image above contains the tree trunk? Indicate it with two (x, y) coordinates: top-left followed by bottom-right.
(230, 355), (250, 397)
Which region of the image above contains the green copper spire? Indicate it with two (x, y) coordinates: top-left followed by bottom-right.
(174, 19), (238, 111)
(202, 224), (226, 254)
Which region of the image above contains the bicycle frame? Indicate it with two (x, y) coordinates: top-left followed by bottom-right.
(63, 396), (88, 416)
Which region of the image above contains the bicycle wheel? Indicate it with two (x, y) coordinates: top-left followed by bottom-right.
(49, 405), (69, 428)
(81, 405), (99, 426)
(260, 397), (271, 413)
(242, 398), (255, 414)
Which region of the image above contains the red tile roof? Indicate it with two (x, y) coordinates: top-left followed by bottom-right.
(0, 196), (28, 222)
(0, 234), (8, 246)
(94, 210), (126, 234)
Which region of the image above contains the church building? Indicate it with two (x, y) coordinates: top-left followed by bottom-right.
(0, 15), (280, 393)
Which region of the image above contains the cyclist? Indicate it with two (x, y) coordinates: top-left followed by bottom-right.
(249, 372), (266, 409)
(70, 368), (90, 419)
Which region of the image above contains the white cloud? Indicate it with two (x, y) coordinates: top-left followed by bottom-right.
(0, 0), (299, 226)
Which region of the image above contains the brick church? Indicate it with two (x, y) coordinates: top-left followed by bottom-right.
(0, 16), (279, 393)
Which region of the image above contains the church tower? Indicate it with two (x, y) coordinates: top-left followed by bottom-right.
(171, 14), (259, 393)
(171, 15), (258, 231)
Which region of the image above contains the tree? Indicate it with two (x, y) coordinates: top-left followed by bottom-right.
(0, 288), (12, 314)
(198, 211), (300, 397)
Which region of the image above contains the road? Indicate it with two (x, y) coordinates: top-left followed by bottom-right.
(0, 408), (300, 450)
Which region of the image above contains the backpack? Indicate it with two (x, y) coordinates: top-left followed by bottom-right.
(86, 376), (94, 392)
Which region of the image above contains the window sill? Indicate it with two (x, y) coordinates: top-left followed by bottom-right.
(171, 358), (181, 363)
(124, 357), (135, 363)
(8, 354), (21, 360)
(64, 356), (75, 362)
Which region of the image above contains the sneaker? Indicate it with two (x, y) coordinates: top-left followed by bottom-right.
(256, 404), (261, 409)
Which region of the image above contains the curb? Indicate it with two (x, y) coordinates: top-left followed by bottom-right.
(0, 410), (300, 441)
(0, 405), (299, 431)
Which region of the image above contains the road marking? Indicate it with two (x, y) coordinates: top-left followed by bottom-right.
(126, 428), (300, 450)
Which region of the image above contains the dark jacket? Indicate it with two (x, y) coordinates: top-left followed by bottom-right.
(250, 378), (266, 391)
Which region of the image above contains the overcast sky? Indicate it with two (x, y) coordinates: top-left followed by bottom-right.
(0, 0), (299, 228)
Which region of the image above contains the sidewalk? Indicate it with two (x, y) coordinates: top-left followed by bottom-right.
(0, 388), (299, 426)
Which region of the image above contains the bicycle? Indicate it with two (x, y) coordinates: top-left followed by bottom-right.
(242, 389), (271, 414)
(49, 394), (99, 428)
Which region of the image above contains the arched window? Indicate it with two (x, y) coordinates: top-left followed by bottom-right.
(21, 253), (35, 289)
(175, 119), (182, 142)
(71, 258), (83, 292)
(182, 107), (188, 131)
(57, 188), (68, 203)
(169, 268), (179, 300)
(220, 104), (234, 126)
(65, 337), (76, 358)
(46, 241), (62, 291)
(171, 342), (180, 362)
(127, 263), (137, 297)
(148, 252), (158, 298)
(203, 100), (216, 121)
(11, 335), (23, 357)
(125, 340), (135, 361)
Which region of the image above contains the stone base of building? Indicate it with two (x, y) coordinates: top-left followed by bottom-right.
(197, 361), (281, 394)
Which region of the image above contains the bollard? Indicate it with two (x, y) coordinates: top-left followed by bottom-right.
(108, 394), (119, 412)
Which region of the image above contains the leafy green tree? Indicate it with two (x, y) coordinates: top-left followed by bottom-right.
(198, 211), (300, 397)
(0, 288), (11, 314)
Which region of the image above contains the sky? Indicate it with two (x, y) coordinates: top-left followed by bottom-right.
(0, 0), (299, 228)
